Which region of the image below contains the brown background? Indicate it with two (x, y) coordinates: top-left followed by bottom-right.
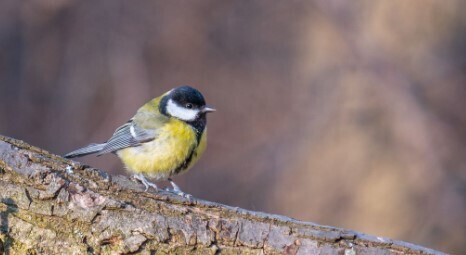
(0, 1), (465, 254)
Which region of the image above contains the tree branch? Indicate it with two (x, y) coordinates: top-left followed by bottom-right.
(0, 135), (445, 254)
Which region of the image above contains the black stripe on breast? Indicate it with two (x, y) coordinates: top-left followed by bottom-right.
(173, 146), (197, 175)
(172, 114), (206, 175)
(187, 115), (206, 143)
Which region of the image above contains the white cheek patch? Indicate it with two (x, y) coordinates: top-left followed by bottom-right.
(166, 99), (199, 121)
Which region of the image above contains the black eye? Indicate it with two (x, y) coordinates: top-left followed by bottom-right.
(185, 103), (193, 109)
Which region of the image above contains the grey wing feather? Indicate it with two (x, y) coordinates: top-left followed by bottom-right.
(96, 121), (157, 155)
(64, 143), (105, 158)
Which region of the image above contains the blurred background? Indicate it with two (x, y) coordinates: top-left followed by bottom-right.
(0, 1), (465, 253)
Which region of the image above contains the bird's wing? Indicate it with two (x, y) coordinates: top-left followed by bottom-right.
(96, 120), (157, 155)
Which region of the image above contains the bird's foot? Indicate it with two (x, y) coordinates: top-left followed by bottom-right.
(133, 174), (158, 192)
(166, 178), (192, 200)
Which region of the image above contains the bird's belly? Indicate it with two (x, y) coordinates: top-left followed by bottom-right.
(117, 126), (198, 180)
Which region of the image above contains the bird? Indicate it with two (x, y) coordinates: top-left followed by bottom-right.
(64, 85), (215, 196)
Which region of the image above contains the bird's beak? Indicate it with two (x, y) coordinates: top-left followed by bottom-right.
(202, 106), (216, 113)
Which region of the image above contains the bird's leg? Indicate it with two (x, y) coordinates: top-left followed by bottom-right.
(167, 178), (192, 199)
(133, 173), (158, 192)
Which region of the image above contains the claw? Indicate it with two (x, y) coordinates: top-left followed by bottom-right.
(133, 174), (158, 192)
(168, 178), (192, 200)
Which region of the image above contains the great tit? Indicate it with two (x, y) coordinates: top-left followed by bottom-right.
(65, 86), (215, 196)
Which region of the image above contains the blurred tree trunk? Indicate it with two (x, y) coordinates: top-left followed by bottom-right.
(0, 135), (445, 255)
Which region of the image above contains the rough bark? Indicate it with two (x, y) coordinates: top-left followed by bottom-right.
(0, 135), (446, 255)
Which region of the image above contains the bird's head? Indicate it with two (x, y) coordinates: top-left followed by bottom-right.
(160, 86), (215, 122)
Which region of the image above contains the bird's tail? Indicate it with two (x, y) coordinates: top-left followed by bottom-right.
(64, 143), (106, 158)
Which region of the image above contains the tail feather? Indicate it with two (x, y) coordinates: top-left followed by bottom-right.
(64, 143), (106, 158)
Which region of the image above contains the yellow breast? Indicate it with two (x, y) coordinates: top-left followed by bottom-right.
(116, 118), (206, 180)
